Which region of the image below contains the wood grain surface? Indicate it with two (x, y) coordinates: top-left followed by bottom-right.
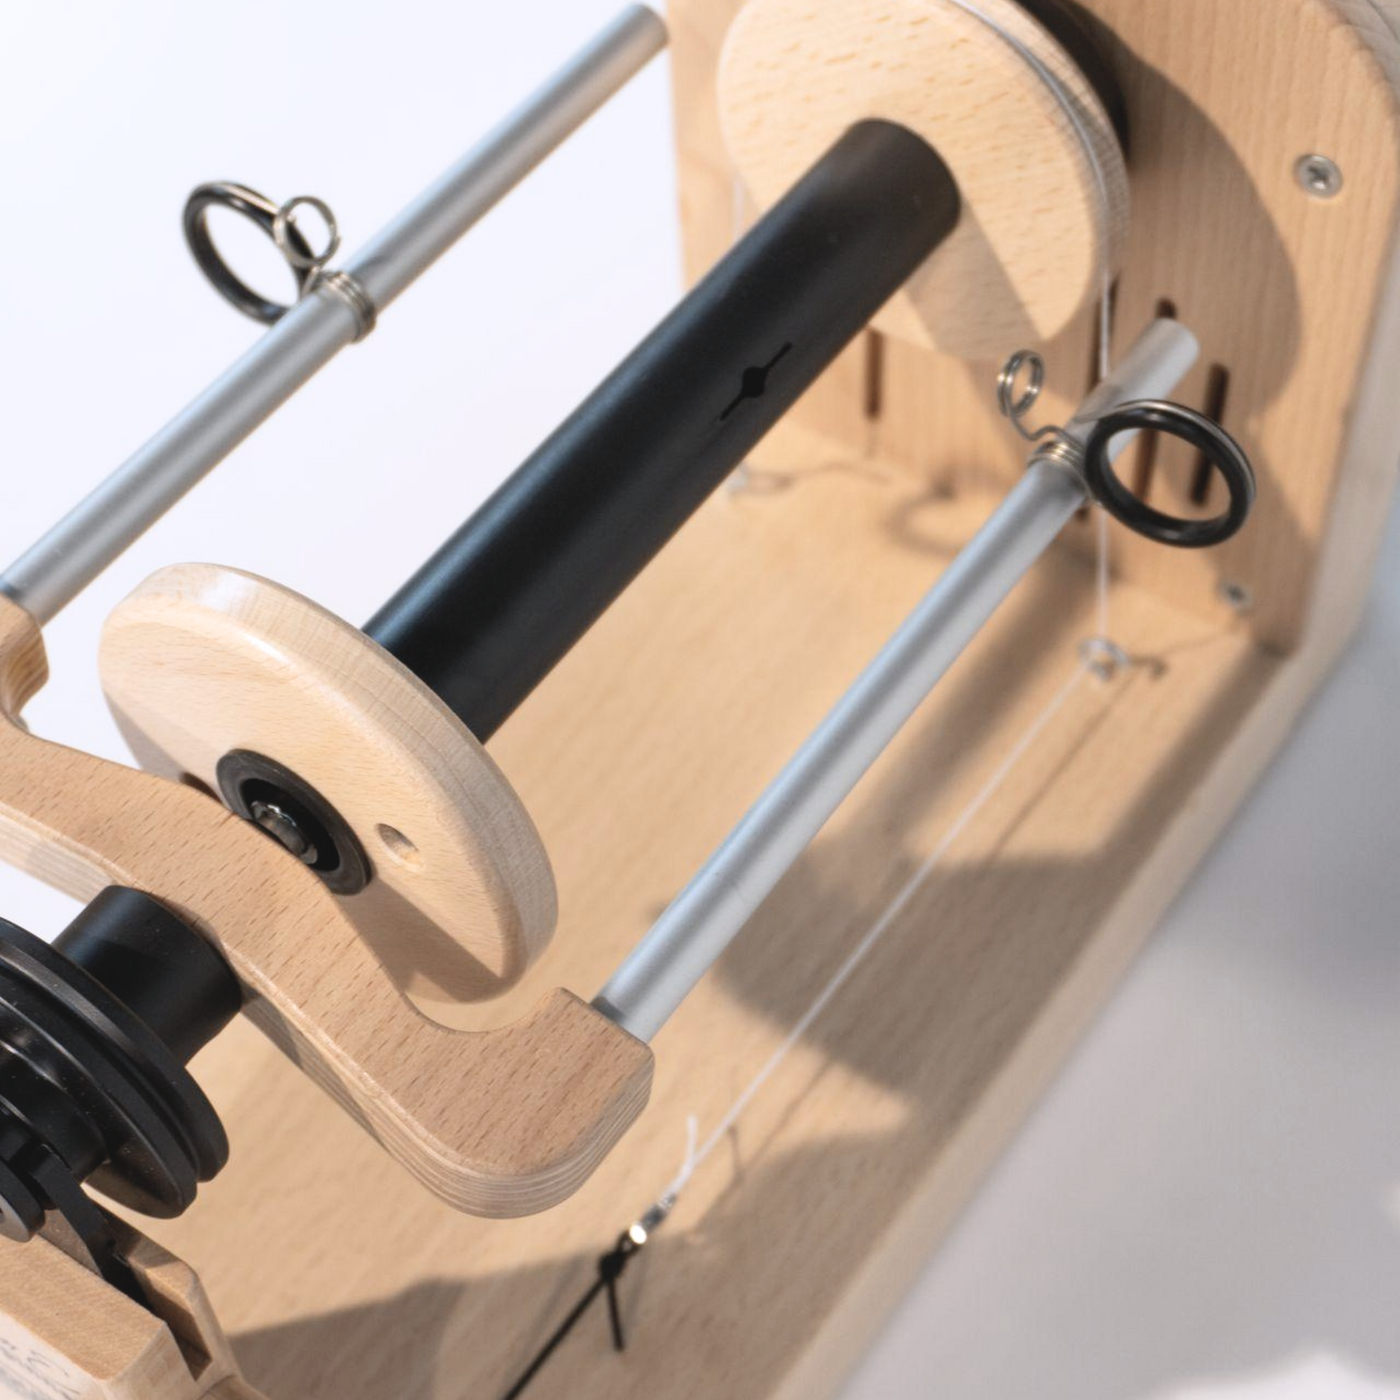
(2, 1), (1399, 1396)
(100, 564), (557, 1001)
(719, 0), (1129, 360)
(0, 597), (652, 1222)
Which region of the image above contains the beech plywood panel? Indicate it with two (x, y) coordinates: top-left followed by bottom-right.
(2, 3), (1398, 1398)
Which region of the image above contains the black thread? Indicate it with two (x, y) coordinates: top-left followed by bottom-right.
(500, 1233), (642, 1399)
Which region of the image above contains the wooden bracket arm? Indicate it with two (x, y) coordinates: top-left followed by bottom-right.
(0, 597), (652, 1218)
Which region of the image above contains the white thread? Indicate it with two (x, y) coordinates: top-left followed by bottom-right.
(941, 0), (1121, 642)
(636, 9), (1131, 1234)
(659, 1115), (700, 1205)
(638, 5), (1130, 1229)
(942, 0), (1118, 377)
(1095, 505), (1112, 640)
(646, 657), (1090, 1219)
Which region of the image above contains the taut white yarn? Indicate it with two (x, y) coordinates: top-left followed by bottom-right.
(644, 0), (1128, 1230)
(644, 656), (1091, 1225)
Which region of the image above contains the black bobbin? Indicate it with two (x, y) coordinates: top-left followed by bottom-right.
(229, 119), (963, 881)
(365, 119), (962, 742)
(232, 2), (1130, 883)
(363, 0), (1125, 744)
(0, 888), (241, 1291)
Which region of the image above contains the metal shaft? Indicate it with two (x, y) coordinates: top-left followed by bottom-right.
(0, 5), (667, 625)
(594, 319), (1199, 1043)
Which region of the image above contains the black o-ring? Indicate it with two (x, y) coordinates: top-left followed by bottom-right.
(1081, 400), (1256, 549)
(183, 182), (317, 325)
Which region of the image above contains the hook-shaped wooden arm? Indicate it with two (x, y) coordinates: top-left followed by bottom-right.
(0, 597), (652, 1217)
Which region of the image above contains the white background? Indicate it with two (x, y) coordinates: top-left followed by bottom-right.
(0, 3), (1397, 1397)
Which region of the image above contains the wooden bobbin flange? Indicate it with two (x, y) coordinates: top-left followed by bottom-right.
(0, 596), (647, 1219)
(99, 565), (556, 999)
(718, 0), (1130, 360)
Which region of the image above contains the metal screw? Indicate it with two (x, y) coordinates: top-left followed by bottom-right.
(1295, 154), (1343, 199)
(249, 799), (319, 866)
(1219, 580), (1254, 614)
(1079, 635), (1131, 682)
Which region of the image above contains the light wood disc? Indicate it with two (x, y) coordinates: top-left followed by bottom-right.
(99, 564), (556, 999)
(718, 0), (1129, 359)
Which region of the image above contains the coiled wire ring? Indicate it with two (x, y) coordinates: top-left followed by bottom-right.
(1081, 400), (1256, 549)
(996, 348), (1084, 466)
(271, 194), (340, 271)
(996, 349), (1067, 446)
(183, 183), (331, 325)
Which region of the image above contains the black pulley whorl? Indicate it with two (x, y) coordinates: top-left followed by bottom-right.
(0, 887), (241, 1290)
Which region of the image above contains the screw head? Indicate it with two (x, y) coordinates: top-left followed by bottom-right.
(1295, 154), (1343, 199)
(249, 798), (319, 865)
(1219, 580), (1254, 614)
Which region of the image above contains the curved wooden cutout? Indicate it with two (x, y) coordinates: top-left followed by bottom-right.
(99, 564), (556, 1001)
(719, 0), (1129, 360)
(0, 597), (651, 1218)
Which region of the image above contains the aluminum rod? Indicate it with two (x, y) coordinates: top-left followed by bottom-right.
(0, 5), (667, 625)
(594, 319), (1199, 1043)
(345, 5), (668, 310)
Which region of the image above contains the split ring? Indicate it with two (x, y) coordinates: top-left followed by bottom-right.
(183, 182), (321, 324)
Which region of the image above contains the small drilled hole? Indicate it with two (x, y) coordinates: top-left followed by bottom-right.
(863, 330), (885, 421)
(719, 342), (792, 421)
(1219, 580), (1254, 614)
(377, 824), (423, 869)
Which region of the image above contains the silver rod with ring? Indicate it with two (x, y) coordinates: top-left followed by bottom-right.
(0, 5), (667, 625)
(594, 318), (1207, 1044)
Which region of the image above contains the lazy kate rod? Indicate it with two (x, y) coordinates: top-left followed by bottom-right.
(594, 319), (1216, 1041)
(0, 5), (667, 625)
